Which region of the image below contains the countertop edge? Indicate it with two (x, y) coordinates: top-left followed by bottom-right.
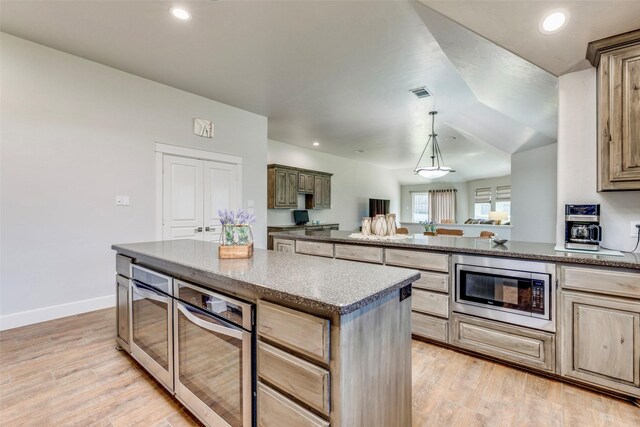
(269, 232), (640, 270)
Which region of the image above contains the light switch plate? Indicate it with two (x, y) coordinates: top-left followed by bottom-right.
(631, 221), (640, 237)
(116, 196), (124, 206)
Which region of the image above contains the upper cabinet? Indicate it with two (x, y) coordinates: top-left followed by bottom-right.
(587, 30), (640, 191)
(268, 166), (299, 209)
(268, 164), (332, 209)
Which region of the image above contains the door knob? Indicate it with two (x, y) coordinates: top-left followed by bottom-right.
(205, 226), (216, 232)
(195, 227), (203, 233)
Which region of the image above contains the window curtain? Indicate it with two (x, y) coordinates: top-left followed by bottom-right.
(474, 187), (492, 203)
(496, 185), (511, 201)
(428, 189), (456, 223)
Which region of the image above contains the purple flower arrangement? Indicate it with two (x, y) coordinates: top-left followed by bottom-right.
(218, 209), (256, 246)
(217, 208), (256, 226)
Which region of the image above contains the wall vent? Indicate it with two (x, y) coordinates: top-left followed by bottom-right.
(410, 86), (432, 98)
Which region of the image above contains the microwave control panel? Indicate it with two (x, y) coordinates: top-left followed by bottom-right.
(531, 280), (546, 315)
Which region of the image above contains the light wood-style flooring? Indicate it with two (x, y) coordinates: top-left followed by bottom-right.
(1, 308), (639, 426)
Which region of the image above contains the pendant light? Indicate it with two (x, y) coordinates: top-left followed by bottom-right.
(414, 111), (455, 179)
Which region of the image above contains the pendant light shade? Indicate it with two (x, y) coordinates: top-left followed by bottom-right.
(414, 111), (455, 179)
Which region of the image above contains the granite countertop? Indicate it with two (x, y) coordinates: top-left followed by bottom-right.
(270, 230), (640, 270)
(112, 239), (419, 315)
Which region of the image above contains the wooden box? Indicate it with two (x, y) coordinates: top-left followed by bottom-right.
(218, 243), (254, 259)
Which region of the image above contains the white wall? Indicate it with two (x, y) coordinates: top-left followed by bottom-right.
(0, 34), (268, 329)
(267, 140), (400, 231)
(556, 68), (640, 252)
(400, 182), (469, 223)
(511, 144), (557, 243)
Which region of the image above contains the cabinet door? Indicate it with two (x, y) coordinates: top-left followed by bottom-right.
(275, 170), (288, 207)
(321, 177), (331, 207)
(560, 291), (640, 396)
(313, 176), (323, 209)
(287, 171), (299, 206)
(305, 174), (315, 193)
(116, 274), (130, 352)
(598, 43), (640, 190)
(298, 174), (306, 192)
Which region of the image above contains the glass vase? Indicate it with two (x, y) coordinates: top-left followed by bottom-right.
(220, 225), (254, 246)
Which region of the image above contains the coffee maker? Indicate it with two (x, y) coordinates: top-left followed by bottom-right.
(565, 204), (602, 251)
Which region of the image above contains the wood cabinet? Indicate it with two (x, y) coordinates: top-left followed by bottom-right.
(257, 382), (329, 427)
(298, 172), (315, 194)
(306, 174), (332, 209)
(268, 224), (339, 250)
(587, 29), (640, 191)
(559, 290), (640, 397)
(334, 244), (383, 264)
(268, 166), (299, 208)
(115, 274), (130, 353)
(295, 240), (334, 258)
(257, 300), (330, 364)
(273, 238), (295, 253)
(257, 341), (330, 416)
(268, 164), (332, 209)
(451, 313), (556, 372)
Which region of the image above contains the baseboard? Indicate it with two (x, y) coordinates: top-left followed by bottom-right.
(0, 294), (115, 331)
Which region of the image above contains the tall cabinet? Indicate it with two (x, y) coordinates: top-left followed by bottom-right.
(587, 29), (640, 191)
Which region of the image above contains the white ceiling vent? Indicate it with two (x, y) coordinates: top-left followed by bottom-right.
(410, 86), (432, 98)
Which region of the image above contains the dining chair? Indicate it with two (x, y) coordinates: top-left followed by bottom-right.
(396, 227), (409, 235)
(479, 231), (495, 239)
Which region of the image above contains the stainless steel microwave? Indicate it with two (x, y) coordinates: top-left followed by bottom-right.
(453, 255), (555, 332)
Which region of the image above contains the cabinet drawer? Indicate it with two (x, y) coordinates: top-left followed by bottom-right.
(385, 249), (448, 273)
(257, 300), (330, 363)
(258, 382), (329, 427)
(334, 244), (383, 264)
(273, 238), (295, 253)
(412, 312), (448, 342)
(451, 314), (555, 372)
(560, 265), (640, 299)
(296, 241), (334, 258)
(258, 341), (330, 416)
(116, 254), (132, 278)
(412, 271), (449, 293)
(412, 289), (449, 318)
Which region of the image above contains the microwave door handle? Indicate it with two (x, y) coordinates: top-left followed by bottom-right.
(177, 302), (243, 339)
(131, 281), (169, 304)
(590, 225), (602, 242)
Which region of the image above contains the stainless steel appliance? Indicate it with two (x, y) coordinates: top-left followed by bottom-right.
(173, 280), (255, 427)
(453, 255), (555, 332)
(130, 265), (174, 391)
(565, 204), (602, 251)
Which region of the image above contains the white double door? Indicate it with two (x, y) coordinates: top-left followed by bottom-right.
(162, 155), (240, 241)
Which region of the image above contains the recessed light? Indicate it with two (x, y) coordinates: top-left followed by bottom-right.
(171, 7), (191, 21)
(539, 10), (568, 34)
(312, 141), (320, 146)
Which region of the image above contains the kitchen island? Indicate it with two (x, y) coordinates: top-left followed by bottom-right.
(271, 229), (640, 401)
(112, 239), (419, 427)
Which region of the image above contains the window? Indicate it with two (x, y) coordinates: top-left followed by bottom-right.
(412, 192), (429, 222)
(495, 185), (511, 221)
(474, 187), (491, 220)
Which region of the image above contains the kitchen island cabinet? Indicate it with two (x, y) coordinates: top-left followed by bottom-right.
(112, 239), (418, 427)
(271, 229), (640, 400)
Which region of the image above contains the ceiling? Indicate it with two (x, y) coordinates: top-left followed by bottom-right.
(1, 1), (629, 184)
